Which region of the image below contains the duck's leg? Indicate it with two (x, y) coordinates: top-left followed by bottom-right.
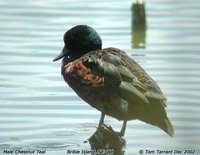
(98, 111), (105, 128)
(120, 120), (127, 136)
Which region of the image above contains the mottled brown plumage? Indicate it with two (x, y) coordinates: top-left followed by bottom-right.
(53, 25), (174, 137)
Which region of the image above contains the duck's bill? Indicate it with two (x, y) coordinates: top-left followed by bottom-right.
(53, 46), (68, 62)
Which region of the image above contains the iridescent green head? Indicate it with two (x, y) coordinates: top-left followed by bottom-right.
(53, 25), (102, 61)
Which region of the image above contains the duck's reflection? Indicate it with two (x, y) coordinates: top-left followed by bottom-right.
(131, 1), (147, 49)
(88, 124), (126, 155)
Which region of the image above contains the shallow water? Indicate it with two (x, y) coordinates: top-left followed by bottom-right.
(0, 0), (200, 155)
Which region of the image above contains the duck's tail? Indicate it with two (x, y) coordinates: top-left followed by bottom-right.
(154, 116), (174, 137)
(131, 99), (174, 137)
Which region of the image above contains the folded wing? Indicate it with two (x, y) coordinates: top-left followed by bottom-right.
(82, 48), (174, 136)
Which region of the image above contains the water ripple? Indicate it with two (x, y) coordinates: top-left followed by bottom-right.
(0, 0), (200, 154)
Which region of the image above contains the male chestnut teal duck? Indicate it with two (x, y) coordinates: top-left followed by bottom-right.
(53, 25), (174, 137)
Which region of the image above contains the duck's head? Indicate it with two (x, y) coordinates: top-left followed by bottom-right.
(53, 25), (102, 62)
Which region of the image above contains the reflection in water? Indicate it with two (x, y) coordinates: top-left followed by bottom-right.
(1, 1), (200, 154)
(131, 1), (147, 49)
(89, 124), (126, 155)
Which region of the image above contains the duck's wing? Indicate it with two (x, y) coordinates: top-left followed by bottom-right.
(82, 47), (174, 136)
(82, 48), (165, 104)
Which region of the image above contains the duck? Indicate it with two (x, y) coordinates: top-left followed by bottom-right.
(53, 25), (174, 137)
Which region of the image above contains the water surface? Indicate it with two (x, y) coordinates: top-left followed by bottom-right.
(0, 0), (200, 155)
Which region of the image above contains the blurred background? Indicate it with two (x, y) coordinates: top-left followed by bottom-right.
(0, 0), (200, 154)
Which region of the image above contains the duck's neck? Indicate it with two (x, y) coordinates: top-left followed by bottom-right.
(62, 54), (81, 66)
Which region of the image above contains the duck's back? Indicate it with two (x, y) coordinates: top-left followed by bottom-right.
(62, 47), (174, 136)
